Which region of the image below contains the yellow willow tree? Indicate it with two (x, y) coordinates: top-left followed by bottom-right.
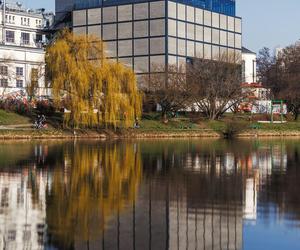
(46, 30), (142, 128)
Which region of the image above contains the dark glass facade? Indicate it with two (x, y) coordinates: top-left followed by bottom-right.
(74, 0), (236, 16)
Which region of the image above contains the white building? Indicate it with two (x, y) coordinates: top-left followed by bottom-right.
(242, 47), (257, 83)
(0, 1), (54, 98)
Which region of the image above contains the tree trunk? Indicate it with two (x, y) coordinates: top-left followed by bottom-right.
(162, 110), (168, 123)
(294, 111), (299, 121)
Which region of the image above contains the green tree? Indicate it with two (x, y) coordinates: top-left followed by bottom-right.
(46, 30), (142, 128)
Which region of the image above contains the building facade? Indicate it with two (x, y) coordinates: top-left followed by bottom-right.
(0, 2), (53, 98)
(72, 0), (242, 86)
(241, 46), (257, 83)
(55, 0), (74, 21)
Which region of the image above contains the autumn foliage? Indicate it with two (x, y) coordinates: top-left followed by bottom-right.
(46, 30), (142, 128)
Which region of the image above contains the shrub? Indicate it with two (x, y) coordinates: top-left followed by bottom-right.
(221, 120), (247, 139)
(252, 114), (284, 122)
(36, 100), (55, 116)
(0, 98), (31, 115)
(285, 113), (295, 122)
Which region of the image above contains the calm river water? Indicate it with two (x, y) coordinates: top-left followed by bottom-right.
(0, 139), (299, 250)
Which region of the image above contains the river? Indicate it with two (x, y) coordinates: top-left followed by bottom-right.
(0, 139), (299, 250)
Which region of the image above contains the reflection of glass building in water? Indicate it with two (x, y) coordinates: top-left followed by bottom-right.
(0, 140), (293, 250)
(95, 177), (243, 250)
(94, 147), (244, 250)
(0, 171), (49, 249)
(70, 0), (242, 86)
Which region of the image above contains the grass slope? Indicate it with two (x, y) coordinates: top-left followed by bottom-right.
(0, 110), (32, 126)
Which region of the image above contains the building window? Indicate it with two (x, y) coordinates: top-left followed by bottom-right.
(16, 80), (23, 88)
(0, 66), (8, 76)
(242, 60), (246, 82)
(36, 19), (42, 27)
(21, 33), (30, 45)
(0, 79), (8, 88)
(6, 30), (15, 43)
(21, 17), (30, 26)
(5, 15), (15, 24)
(36, 34), (43, 43)
(16, 67), (24, 76)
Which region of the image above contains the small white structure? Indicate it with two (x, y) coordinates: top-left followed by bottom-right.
(244, 178), (257, 221)
(242, 47), (257, 84)
(0, 1), (54, 98)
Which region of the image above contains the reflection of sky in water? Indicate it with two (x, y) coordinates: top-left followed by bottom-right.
(244, 203), (300, 250)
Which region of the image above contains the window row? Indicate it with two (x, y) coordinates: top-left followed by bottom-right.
(168, 1), (241, 33)
(5, 30), (43, 45)
(21, 17), (30, 26)
(74, 20), (165, 40)
(168, 39), (242, 60)
(73, 1), (165, 26)
(5, 14), (43, 27)
(105, 38), (165, 57)
(0, 66), (24, 76)
(168, 20), (241, 48)
(0, 79), (24, 88)
(74, 22), (241, 49)
(117, 55), (165, 73)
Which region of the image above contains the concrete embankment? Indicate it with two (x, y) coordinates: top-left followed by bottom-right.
(0, 128), (300, 140)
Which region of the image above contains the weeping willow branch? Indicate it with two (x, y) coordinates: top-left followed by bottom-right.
(46, 30), (142, 128)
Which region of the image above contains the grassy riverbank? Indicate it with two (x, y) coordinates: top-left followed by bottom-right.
(0, 110), (299, 139)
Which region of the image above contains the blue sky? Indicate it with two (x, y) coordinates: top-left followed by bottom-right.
(25, 0), (300, 52)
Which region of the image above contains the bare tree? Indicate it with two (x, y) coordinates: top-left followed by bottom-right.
(257, 43), (300, 120)
(143, 64), (191, 122)
(187, 53), (248, 120)
(26, 63), (45, 101)
(256, 47), (281, 97)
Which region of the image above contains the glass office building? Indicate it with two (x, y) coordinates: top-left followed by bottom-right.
(74, 0), (236, 16)
(56, 0), (74, 19)
(72, 0), (241, 86)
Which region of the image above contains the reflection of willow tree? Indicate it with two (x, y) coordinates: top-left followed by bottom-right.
(46, 142), (142, 248)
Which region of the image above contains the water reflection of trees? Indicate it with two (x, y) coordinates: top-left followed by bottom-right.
(0, 139), (300, 249)
(258, 142), (300, 224)
(46, 142), (142, 249)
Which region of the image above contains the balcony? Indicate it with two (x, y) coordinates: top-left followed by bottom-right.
(20, 40), (30, 46)
(5, 20), (16, 25)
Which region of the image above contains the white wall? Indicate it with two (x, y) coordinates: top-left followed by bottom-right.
(242, 52), (257, 83)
